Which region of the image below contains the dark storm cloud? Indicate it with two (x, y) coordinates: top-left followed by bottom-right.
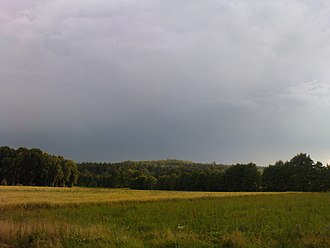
(1, 0), (330, 165)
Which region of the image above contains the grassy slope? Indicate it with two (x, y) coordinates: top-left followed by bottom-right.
(0, 187), (329, 248)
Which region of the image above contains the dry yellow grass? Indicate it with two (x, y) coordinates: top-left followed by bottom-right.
(0, 186), (289, 207)
(0, 219), (115, 248)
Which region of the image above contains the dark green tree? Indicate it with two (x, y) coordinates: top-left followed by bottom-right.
(0, 146), (78, 187)
(223, 163), (260, 191)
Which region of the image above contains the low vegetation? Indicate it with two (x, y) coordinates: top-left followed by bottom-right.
(0, 187), (329, 247)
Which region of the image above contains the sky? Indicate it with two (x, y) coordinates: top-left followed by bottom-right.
(1, 0), (330, 166)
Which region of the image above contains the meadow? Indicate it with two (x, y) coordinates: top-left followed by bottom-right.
(0, 187), (329, 248)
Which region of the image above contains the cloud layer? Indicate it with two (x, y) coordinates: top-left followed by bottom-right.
(1, 0), (330, 165)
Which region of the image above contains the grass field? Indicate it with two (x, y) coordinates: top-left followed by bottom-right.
(0, 187), (329, 248)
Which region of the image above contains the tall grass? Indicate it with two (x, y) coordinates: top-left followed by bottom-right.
(0, 186), (286, 207)
(0, 187), (329, 247)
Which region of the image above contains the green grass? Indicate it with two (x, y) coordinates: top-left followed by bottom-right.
(0, 188), (329, 247)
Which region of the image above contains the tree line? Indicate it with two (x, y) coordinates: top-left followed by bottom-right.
(77, 160), (262, 191)
(78, 153), (330, 192)
(0, 146), (78, 187)
(1, 146), (329, 191)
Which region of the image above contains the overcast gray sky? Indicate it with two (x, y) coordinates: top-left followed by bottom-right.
(1, 0), (330, 165)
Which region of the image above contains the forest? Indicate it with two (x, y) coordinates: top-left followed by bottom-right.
(0, 146), (329, 191)
(0, 146), (78, 187)
(78, 153), (330, 192)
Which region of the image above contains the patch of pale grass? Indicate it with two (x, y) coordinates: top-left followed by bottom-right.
(147, 228), (207, 247)
(0, 219), (115, 248)
(302, 233), (330, 247)
(0, 186), (291, 208)
(0, 220), (64, 247)
(221, 230), (248, 248)
(0, 220), (18, 241)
